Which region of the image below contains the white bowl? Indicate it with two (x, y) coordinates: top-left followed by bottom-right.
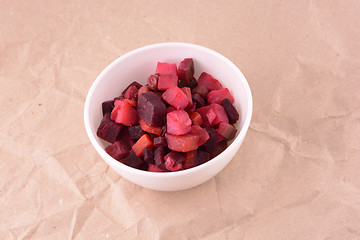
(84, 42), (253, 191)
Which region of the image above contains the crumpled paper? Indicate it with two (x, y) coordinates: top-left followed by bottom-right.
(1, 0), (360, 239)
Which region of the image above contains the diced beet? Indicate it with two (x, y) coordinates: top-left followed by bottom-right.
(138, 86), (150, 96)
(197, 103), (229, 127)
(164, 151), (184, 171)
(102, 100), (115, 116)
(121, 81), (143, 95)
(207, 88), (234, 105)
(153, 136), (167, 147)
(192, 94), (206, 108)
(105, 139), (130, 161)
(155, 62), (177, 75)
(221, 98), (240, 124)
(132, 134), (153, 157)
(197, 150), (211, 165)
(167, 110), (192, 135)
(165, 106), (176, 114)
(111, 100), (138, 126)
(124, 86), (138, 102)
(154, 147), (169, 170)
(121, 151), (147, 170)
(210, 140), (227, 158)
(189, 77), (197, 90)
(201, 128), (223, 155)
(181, 87), (193, 106)
(139, 119), (163, 135)
(197, 72), (223, 90)
(147, 74), (159, 91)
(183, 151), (198, 170)
(148, 164), (166, 172)
(123, 126), (136, 147)
(154, 92), (163, 99)
(97, 113), (123, 143)
(128, 125), (145, 140)
(206, 108), (217, 125)
(165, 133), (200, 152)
(137, 92), (166, 127)
(190, 125), (210, 146)
(192, 85), (209, 99)
(162, 86), (189, 109)
(177, 80), (188, 88)
(201, 128), (227, 158)
(185, 102), (196, 113)
(143, 147), (155, 164)
(158, 74), (179, 91)
(205, 127), (225, 142)
(189, 111), (203, 126)
(177, 58), (194, 83)
(217, 123), (237, 140)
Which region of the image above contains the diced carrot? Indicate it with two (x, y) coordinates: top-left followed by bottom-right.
(139, 119), (163, 135)
(189, 111), (203, 126)
(132, 134), (153, 157)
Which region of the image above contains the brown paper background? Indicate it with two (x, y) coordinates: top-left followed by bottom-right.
(1, 0), (360, 239)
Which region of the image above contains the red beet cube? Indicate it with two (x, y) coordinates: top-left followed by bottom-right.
(143, 147), (155, 164)
(155, 62), (177, 75)
(111, 100), (138, 126)
(192, 93), (206, 108)
(153, 136), (167, 147)
(128, 125), (145, 140)
(147, 74), (159, 91)
(102, 100), (115, 116)
(189, 77), (197, 89)
(189, 111), (203, 126)
(206, 108), (217, 125)
(181, 87), (193, 106)
(177, 58), (194, 83)
(148, 164), (166, 172)
(192, 85), (209, 99)
(158, 74), (178, 91)
(137, 92), (166, 127)
(190, 125), (210, 146)
(197, 103), (229, 127)
(121, 151), (147, 170)
(105, 139), (130, 161)
(183, 151), (198, 170)
(166, 110), (192, 135)
(197, 150), (211, 165)
(217, 123), (237, 140)
(177, 80), (188, 88)
(121, 81), (143, 95)
(164, 151), (185, 171)
(162, 86), (189, 109)
(132, 134), (154, 157)
(221, 98), (240, 124)
(197, 72), (223, 90)
(154, 147), (169, 170)
(124, 86), (138, 102)
(165, 133), (200, 152)
(97, 113), (123, 143)
(207, 88), (234, 105)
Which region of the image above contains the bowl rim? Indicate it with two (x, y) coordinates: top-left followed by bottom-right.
(84, 42), (253, 178)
